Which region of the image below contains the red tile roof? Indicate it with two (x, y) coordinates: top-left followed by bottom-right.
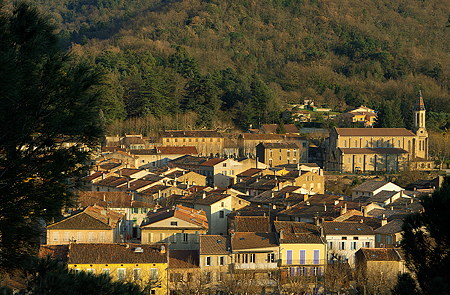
(200, 235), (230, 255)
(231, 232), (278, 250)
(200, 158), (226, 167)
(141, 205), (208, 229)
(335, 128), (415, 136)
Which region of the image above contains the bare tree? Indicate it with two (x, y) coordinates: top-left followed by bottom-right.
(324, 262), (352, 295)
(428, 131), (450, 169)
(355, 262), (399, 295)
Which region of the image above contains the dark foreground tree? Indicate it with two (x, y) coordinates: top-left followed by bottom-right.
(0, 2), (103, 268)
(399, 176), (450, 294)
(1, 258), (146, 295)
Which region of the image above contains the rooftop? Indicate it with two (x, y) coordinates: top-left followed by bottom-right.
(322, 221), (374, 236)
(339, 148), (408, 155)
(274, 221), (324, 244)
(357, 248), (403, 261)
(200, 235), (230, 255)
(231, 232), (278, 250)
(160, 130), (223, 138)
(335, 128), (415, 137)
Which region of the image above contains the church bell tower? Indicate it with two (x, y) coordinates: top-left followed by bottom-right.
(413, 90), (428, 160)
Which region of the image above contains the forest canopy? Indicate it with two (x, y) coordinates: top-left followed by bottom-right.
(29, 0), (450, 133)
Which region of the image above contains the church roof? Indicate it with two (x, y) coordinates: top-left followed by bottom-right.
(414, 90), (426, 111)
(335, 128), (416, 137)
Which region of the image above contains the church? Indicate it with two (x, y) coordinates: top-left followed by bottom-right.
(326, 92), (433, 173)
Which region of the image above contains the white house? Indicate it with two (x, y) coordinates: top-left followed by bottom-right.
(322, 221), (375, 266)
(352, 180), (403, 200)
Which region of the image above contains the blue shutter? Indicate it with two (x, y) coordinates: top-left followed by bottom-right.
(314, 250), (320, 264)
(286, 250), (292, 265)
(300, 250), (306, 265)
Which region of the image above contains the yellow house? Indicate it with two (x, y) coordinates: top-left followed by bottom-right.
(46, 205), (124, 245)
(67, 243), (168, 295)
(159, 130), (224, 157)
(140, 205), (208, 250)
(274, 221), (327, 277)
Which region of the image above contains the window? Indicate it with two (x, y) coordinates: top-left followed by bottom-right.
(313, 250), (320, 264)
(86, 268), (95, 273)
(328, 242), (333, 249)
(133, 268), (141, 281)
(100, 232), (105, 242)
(219, 256), (225, 266)
(205, 256), (212, 266)
(88, 232), (94, 242)
(376, 234), (381, 243)
(217, 272), (224, 282)
(182, 233), (188, 243)
(286, 250), (293, 264)
(52, 232), (59, 242)
(170, 234), (177, 244)
(365, 242), (371, 247)
(386, 235), (391, 245)
(150, 268), (158, 281)
(351, 242), (357, 250)
(142, 208), (148, 213)
(132, 208), (139, 214)
(159, 233), (165, 241)
(267, 253), (276, 263)
(219, 211), (224, 218)
(221, 202), (224, 207)
(340, 242), (346, 250)
(204, 272), (212, 283)
(342, 237), (347, 240)
(300, 250), (306, 265)
(64, 232), (70, 242)
(250, 254), (256, 263)
(117, 269), (126, 281)
(170, 221), (178, 226)
(102, 268), (110, 276)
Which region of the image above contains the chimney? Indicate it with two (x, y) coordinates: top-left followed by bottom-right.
(280, 230), (285, 240)
(103, 194), (106, 202)
(127, 181), (130, 188)
(202, 192), (207, 199)
(160, 245), (166, 254)
(271, 191), (275, 198)
(340, 203), (347, 215)
(314, 217), (320, 226)
(381, 215), (388, 226)
(323, 204), (327, 212)
(285, 192), (290, 198)
(303, 195), (309, 202)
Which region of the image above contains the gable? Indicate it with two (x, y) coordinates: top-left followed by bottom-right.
(141, 216), (204, 229)
(47, 212), (111, 230)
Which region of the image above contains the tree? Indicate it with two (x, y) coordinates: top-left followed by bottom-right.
(399, 176), (450, 294)
(375, 100), (404, 128)
(0, 2), (103, 268)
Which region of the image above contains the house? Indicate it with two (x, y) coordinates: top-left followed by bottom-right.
(352, 180), (403, 200)
(374, 219), (404, 248)
(159, 130), (224, 157)
(46, 205), (124, 245)
(238, 133), (308, 161)
(230, 232), (279, 281)
(74, 191), (151, 240)
(368, 190), (411, 207)
(322, 221), (375, 266)
(198, 158), (245, 187)
(122, 134), (147, 150)
(256, 142), (301, 167)
(140, 205), (208, 250)
(199, 235), (231, 289)
(341, 106), (377, 127)
(129, 146), (198, 168)
(355, 248), (407, 291)
(326, 92), (432, 172)
(178, 192), (250, 235)
(274, 221), (327, 277)
(67, 243), (168, 295)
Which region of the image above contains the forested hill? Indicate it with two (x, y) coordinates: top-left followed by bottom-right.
(32, 0), (449, 133)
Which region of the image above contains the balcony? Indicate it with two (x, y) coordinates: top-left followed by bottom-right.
(279, 259), (327, 267)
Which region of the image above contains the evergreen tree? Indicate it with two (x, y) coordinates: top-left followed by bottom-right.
(375, 100), (404, 128)
(0, 2), (103, 268)
(399, 177), (450, 294)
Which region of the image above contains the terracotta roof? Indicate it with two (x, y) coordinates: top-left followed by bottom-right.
(83, 172), (103, 182)
(168, 250), (199, 268)
(179, 193), (230, 206)
(200, 235), (230, 255)
(357, 248), (402, 261)
(274, 221), (324, 244)
(68, 243), (167, 264)
(240, 134), (285, 140)
(47, 205), (123, 230)
(139, 185), (172, 195)
(160, 130), (223, 138)
(118, 168), (144, 177)
(339, 148), (408, 154)
(39, 245), (69, 262)
(374, 219), (404, 234)
(169, 155), (208, 166)
(124, 137), (145, 144)
(128, 149), (157, 155)
(237, 168), (263, 177)
(126, 179), (155, 191)
(231, 232), (278, 250)
(156, 146), (198, 155)
(369, 190), (401, 203)
(233, 216), (271, 233)
(141, 205), (208, 229)
(258, 142), (299, 149)
(75, 191), (150, 208)
(335, 128), (415, 137)
(353, 180), (390, 193)
(95, 176), (129, 187)
(322, 221), (374, 236)
(200, 158), (226, 167)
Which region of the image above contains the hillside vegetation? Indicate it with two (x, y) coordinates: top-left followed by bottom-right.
(31, 0), (450, 133)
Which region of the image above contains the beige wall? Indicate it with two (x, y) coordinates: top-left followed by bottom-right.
(263, 147), (301, 167)
(293, 171), (325, 194)
(47, 229), (116, 245)
(161, 137), (224, 156)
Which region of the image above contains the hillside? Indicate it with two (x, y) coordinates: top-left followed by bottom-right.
(32, 0), (450, 133)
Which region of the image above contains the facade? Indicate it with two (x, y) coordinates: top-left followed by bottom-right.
(178, 193), (251, 235)
(322, 221), (375, 266)
(159, 130), (224, 157)
(46, 205), (124, 245)
(67, 243), (168, 295)
(274, 221), (327, 277)
(129, 146), (198, 168)
(374, 219), (403, 248)
(198, 158), (245, 187)
(140, 205), (208, 250)
(256, 142), (301, 167)
(199, 235), (231, 289)
(326, 92), (432, 172)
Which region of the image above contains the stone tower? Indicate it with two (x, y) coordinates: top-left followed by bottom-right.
(413, 90), (428, 159)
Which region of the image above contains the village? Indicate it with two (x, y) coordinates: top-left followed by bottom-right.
(37, 93), (446, 294)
